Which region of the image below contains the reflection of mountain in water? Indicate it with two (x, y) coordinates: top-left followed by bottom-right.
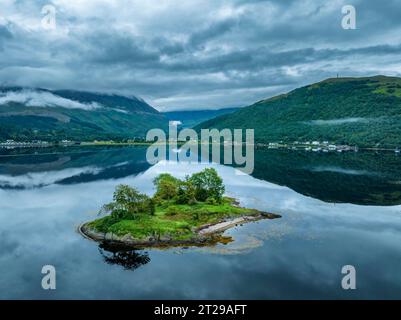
(252, 149), (401, 206)
(99, 242), (150, 271)
(0, 146), (151, 189)
(1, 146), (400, 206)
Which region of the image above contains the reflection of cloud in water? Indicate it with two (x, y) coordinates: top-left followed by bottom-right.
(0, 166), (102, 188)
(0, 161), (133, 189)
(198, 214), (313, 255)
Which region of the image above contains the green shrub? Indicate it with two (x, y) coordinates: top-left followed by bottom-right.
(165, 205), (180, 216)
(175, 179), (197, 205)
(206, 197), (217, 205)
(147, 198), (156, 216)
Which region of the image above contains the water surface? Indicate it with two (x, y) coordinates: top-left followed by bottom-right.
(0, 146), (400, 299)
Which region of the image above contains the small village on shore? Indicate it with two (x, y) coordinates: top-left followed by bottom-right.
(0, 139), (78, 149)
(256, 140), (401, 154)
(1, 138), (400, 154)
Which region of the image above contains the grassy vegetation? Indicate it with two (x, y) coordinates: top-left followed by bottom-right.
(88, 197), (258, 241)
(86, 168), (261, 242)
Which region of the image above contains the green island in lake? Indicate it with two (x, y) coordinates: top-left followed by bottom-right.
(80, 168), (281, 248)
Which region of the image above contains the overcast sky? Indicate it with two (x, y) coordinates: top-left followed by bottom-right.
(1, 0), (401, 111)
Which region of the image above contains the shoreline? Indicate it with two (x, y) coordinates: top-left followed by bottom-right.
(79, 211), (281, 249)
(1, 141), (400, 154)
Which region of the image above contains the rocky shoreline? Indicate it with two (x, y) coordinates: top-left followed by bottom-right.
(79, 211), (281, 249)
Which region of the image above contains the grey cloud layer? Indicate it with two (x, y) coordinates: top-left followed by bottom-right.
(0, 90), (103, 110)
(0, 0), (401, 110)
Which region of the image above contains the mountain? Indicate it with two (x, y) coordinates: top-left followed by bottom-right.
(196, 76), (401, 148)
(0, 145), (151, 189)
(163, 108), (240, 128)
(0, 87), (167, 141)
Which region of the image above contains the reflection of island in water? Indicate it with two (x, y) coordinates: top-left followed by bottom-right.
(98, 242), (150, 271)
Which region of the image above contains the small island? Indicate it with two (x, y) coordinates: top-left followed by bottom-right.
(80, 168), (281, 248)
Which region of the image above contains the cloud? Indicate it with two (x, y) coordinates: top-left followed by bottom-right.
(0, 89), (103, 110)
(0, 0), (401, 110)
(306, 117), (372, 125)
(0, 24), (12, 40)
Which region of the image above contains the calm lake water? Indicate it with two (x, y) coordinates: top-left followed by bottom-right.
(1, 146), (401, 299)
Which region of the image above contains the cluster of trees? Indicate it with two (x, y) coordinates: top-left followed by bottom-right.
(101, 184), (156, 220)
(101, 168), (225, 220)
(154, 168), (225, 205)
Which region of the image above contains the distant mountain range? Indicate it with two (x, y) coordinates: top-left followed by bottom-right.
(4, 76), (401, 147)
(163, 108), (240, 128)
(196, 76), (401, 148)
(0, 87), (167, 141)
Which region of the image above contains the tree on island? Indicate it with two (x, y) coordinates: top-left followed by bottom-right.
(85, 167), (275, 248)
(189, 168), (225, 203)
(152, 168), (224, 204)
(101, 184), (152, 219)
(153, 173), (180, 200)
(100, 168), (226, 220)
(176, 178), (197, 205)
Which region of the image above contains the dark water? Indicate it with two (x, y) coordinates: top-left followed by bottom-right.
(0, 146), (401, 299)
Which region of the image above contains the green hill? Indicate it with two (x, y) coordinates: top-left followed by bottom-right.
(0, 87), (168, 142)
(196, 76), (401, 148)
